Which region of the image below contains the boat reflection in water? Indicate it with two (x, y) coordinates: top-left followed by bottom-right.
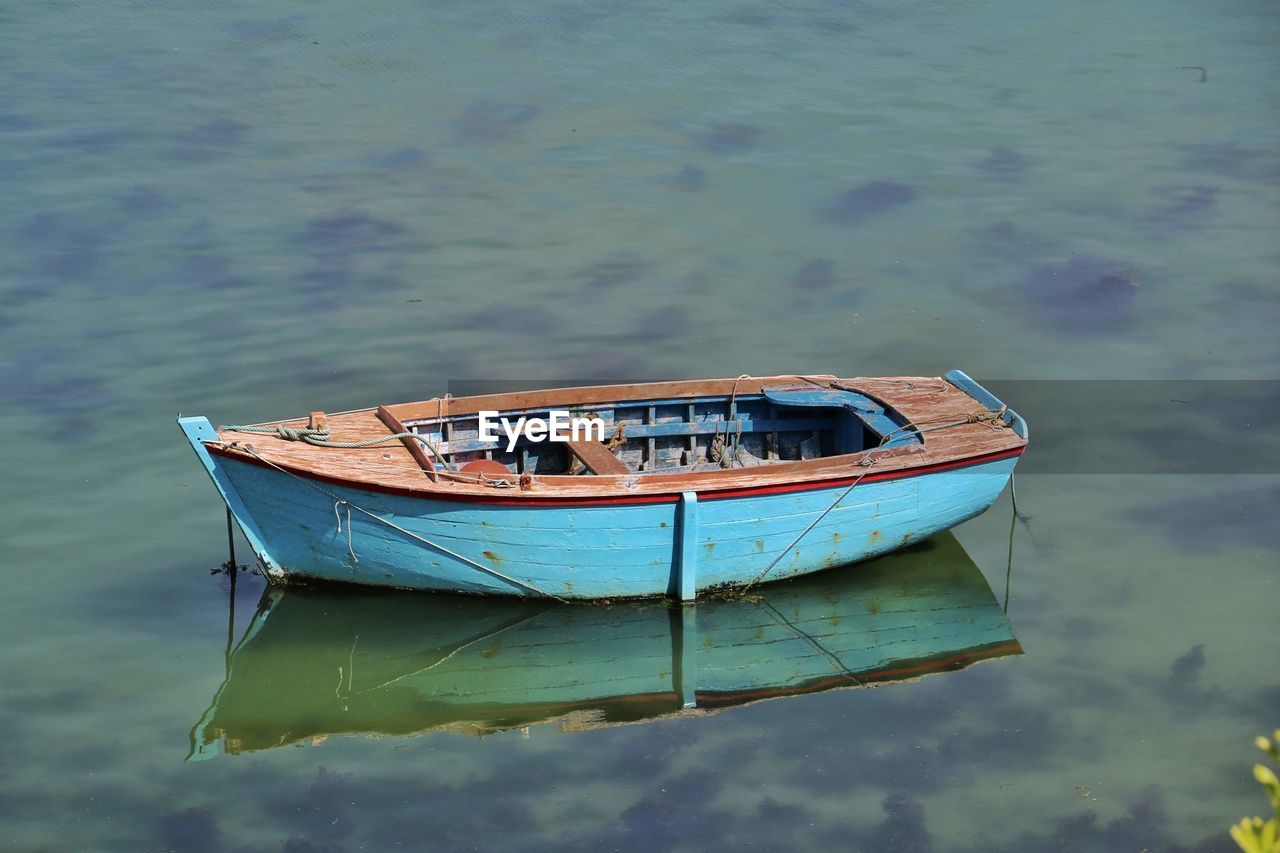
(190, 531), (1020, 758)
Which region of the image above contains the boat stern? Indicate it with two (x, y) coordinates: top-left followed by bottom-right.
(943, 370), (1029, 440)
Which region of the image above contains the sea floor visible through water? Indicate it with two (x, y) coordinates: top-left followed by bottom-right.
(1, 0), (1277, 850)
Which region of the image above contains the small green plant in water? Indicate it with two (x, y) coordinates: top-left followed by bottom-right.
(1231, 729), (1280, 853)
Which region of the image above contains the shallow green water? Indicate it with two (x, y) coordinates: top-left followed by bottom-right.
(2, 0), (1277, 850)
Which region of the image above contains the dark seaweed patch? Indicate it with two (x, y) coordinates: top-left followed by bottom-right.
(580, 255), (650, 290)
(0, 344), (119, 437)
(580, 769), (728, 851)
(808, 17), (857, 34)
(1180, 142), (1276, 180)
(301, 209), (408, 250)
(1170, 643), (1206, 682)
(977, 221), (1045, 262)
(1016, 254), (1141, 334)
(154, 806), (222, 853)
(630, 306), (690, 341)
(1128, 482), (1280, 555)
(1145, 185), (1219, 233)
(371, 147), (431, 170)
(863, 793), (932, 853)
(223, 15), (307, 44)
(461, 304), (562, 337)
(172, 120), (250, 160)
(453, 101), (539, 145)
(793, 258), (836, 290)
(261, 759), (546, 850)
(296, 209), (414, 297)
(720, 7), (778, 27)
(667, 164), (708, 192)
(702, 122), (759, 153)
(985, 786), (1226, 853)
(977, 147), (1027, 178)
(175, 220), (217, 252)
(115, 186), (172, 216)
(281, 838), (347, 853)
(0, 113), (35, 132)
(17, 210), (112, 282)
(50, 127), (138, 154)
(820, 181), (915, 224)
(175, 253), (252, 292)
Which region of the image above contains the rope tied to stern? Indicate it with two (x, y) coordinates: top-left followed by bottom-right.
(877, 405), (1010, 447)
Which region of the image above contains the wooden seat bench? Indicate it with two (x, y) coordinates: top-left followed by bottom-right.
(564, 439), (630, 475)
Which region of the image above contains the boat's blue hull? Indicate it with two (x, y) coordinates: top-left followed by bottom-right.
(182, 425), (1019, 598)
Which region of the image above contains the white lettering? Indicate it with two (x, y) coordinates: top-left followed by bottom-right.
(548, 410), (570, 442)
(524, 418), (547, 446)
(501, 416), (526, 453)
(573, 416), (606, 442)
(477, 411), (501, 446)
(480, 411), (608, 450)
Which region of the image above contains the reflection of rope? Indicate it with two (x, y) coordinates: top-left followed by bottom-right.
(356, 609), (554, 694)
(741, 454), (880, 592)
(756, 600), (861, 685)
(238, 446), (568, 602)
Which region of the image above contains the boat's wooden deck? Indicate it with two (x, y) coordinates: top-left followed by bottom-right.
(208, 376), (1026, 499)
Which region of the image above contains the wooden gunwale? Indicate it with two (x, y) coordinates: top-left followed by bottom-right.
(206, 443), (1024, 506)
(206, 375), (1027, 505)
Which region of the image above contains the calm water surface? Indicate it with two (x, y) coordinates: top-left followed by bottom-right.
(1, 0), (1277, 850)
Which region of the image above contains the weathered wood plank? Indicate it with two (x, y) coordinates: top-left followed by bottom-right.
(564, 439), (630, 475)
(376, 406), (437, 482)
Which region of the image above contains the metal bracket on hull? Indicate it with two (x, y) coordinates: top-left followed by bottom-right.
(177, 416), (284, 579)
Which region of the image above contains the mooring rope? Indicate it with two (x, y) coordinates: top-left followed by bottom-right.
(740, 454), (880, 593)
(333, 500), (358, 564)
(221, 422), (453, 454)
(877, 405), (1009, 447)
(235, 445), (569, 602)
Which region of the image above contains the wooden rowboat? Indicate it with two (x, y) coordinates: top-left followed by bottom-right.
(189, 531), (1022, 757)
(178, 370), (1028, 599)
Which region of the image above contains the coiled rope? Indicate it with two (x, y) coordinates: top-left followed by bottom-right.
(877, 405), (1009, 447)
(222, 423), (443, 451)
(221, 422), (461, 474)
